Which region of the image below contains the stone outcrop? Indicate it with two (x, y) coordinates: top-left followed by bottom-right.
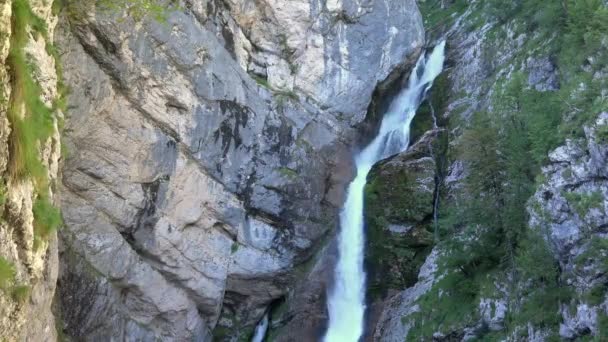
(529, 112), (608, 340)
(55, 0), (424, 340)
(373, 248), (440, 342)
(364, 130), (439, 298)
(0, 0), (61, 340)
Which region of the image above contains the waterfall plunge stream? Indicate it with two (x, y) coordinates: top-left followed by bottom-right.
(324, 41), (446, 342)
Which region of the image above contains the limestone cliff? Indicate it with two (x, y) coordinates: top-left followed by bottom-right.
(53, 0), (424, 340)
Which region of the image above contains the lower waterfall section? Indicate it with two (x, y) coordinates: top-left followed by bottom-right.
(324, 41), (446, 342)
(251, 312), (269, 342)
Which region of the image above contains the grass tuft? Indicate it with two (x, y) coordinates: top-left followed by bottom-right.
(0, 257), (16, 290)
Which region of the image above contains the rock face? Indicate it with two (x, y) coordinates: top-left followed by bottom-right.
(364, 130), (439, 298)
(370, 0), (608, 340)
(373, 248), (440, 342)
(529, 112), (608, 340)
(0, 0), (61, 340)
(55, 0), (424, 340)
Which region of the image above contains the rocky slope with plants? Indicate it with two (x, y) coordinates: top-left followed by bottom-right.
(0, 0), (63, 340)
(52, 0), (424, 340)
(369, 0), (608, 340)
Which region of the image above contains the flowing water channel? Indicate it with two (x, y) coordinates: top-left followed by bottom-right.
(324, 41), (446, 342)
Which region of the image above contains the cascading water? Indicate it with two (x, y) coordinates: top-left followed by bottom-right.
(324, 41), (446, 342)
(251, 312), (269, 342)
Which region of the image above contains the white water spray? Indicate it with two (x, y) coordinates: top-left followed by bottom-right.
(251, 312), (269, 342)
(324, 41), (446, 342)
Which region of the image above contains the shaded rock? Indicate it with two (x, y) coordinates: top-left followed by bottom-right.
(373, 248), (440, 342)
(364, 130), (440, 321)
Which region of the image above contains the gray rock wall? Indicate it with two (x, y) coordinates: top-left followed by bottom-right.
(55, 0), (424, 339)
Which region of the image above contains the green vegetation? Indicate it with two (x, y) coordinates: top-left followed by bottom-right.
(418, 0), (469, 33)
(11, 285), (30, 304)
(5, 0), (63, 248)
(413, 75), (572, 336)
(7, 0), (57, 184)
(0, 178), (6, 209)
(510, 231), (571, 329)
(96, 0), (176, 22)
(563, 190), (604, 218)
(0, 258), (31, 304)
(251, 74), (271, 89)
(274, 90), (299, 113)
(33, 196), (63, 249)
(0, 257), (16, 290)
(277, 167), (298, 180)
(407, 1), (608, 337)
(596, 123), (608, 143)
(365, 159), (435, 298)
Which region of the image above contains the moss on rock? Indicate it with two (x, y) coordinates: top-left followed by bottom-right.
(364, 132), (439, 298)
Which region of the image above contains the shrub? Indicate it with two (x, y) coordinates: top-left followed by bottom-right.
(33, 196), (63, 249)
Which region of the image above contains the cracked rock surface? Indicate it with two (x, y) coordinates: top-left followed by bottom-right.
(55, 0), (424, 339)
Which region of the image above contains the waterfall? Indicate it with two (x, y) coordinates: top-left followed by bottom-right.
(251, 312), (269, 342)
(324, 41), (446, 342)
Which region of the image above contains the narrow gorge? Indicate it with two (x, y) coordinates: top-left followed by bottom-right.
(0, 0), (607, 341)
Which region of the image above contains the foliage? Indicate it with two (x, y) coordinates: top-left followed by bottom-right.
(0, 178), (6, 208)
(405, 0), (608, 339)
(231, 242), (239, 254)
(418, 0), (469, 33)
(596, 123), (608, 144)
(408, 270), (480, 339)
(277, 167), (298, 180)
(563, 190), (604, 218)
(7, 0), (56, 185)
(410, 74), (570, 338)
(510, 231), (571, 328)
(33, 196), (63, 249)
(365, 164), (435, 297)
(11, 285), (30, 304)
(96, 0), (177, 22)
(0, 257), (16, 290)
(5, 0), (63, 248)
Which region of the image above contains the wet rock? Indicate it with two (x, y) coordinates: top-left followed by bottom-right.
(364, 130), (441, 335)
